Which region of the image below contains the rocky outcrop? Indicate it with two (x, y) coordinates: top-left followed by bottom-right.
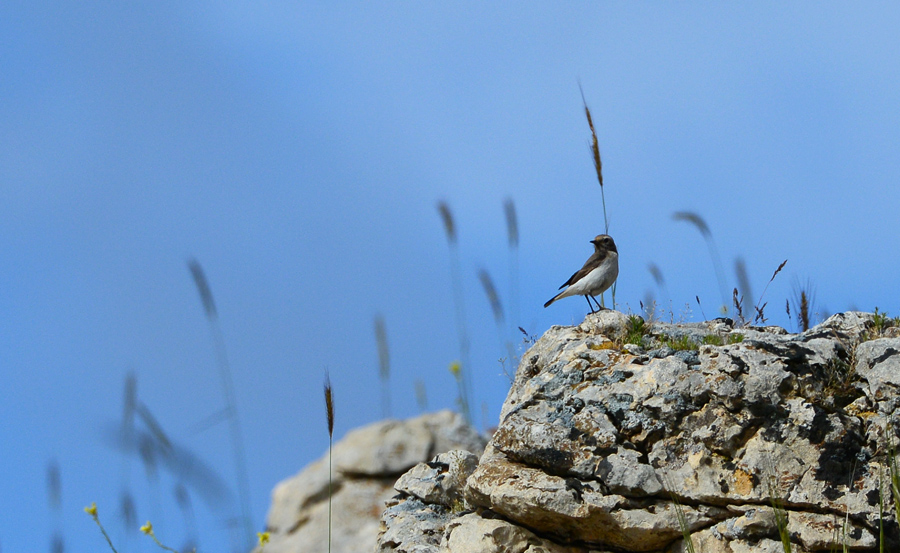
(260, 410), (485, 553)
(377, 311), (900, 552)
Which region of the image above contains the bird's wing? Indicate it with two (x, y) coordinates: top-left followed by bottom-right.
(559, 249), (607, 289)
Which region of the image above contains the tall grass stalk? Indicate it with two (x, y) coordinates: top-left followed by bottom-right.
(324, 373), (335, 553)
(791, 278), (814, 332)
(187, 259), (253, 549)
(798, 292), (810, 331)
(661, 476), (695, 553)
(136, 421), (163, 533)
(504, 198), (520, 334)
(449, 361), (469, 424)
(887, 420), (900, 532)
(437, 202), (473, 423)
(414, 379), (428, 412)
(579, 85), (614, 308)
(579, 85), (608, 235)
(673, 211), (728, 313)
(118, 374), (137, 546)
(51, 533), (63, 553)
(373, 314), (391, 419)
(841, 510), (851, 553)
(754, 259), (787, 324)
(672, 500), (696, 553)
(833, 458), (859, 552)
(879, 468), (885, 553)
(47, 459), (61, 510)
(119, 491), (136, 544)
(173, 483), (197, 552)
(47, 459), (64, 553)
(478, 269), (517, 376)
(648, 263), (668, 306)
(734, 258), (754, 315)
(766, 476), (792, 553)
(695, 295), (707, 322)
(733, 288), (746, 325)
(121, 372), (136, 439)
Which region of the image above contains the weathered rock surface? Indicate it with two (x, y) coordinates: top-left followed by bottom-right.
(377, 311), (900, 552)
(260, 410), (485, 553)
(395, 450), (480, 509)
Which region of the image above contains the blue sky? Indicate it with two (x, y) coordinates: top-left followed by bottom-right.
(3, 3), (900, 552)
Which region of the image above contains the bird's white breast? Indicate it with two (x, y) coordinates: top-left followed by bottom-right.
(567, 252), (618, 295)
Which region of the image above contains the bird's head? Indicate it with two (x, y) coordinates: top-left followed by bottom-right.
(590, 234), (617, 253)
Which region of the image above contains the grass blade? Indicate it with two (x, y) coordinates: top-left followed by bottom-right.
(436, 201), (473, 424)
(187, 259), (253, 549)
(373, 314), (391, 419)
(673, 211), (728, 313)
(753, 259), (787, 324)
(504, 198), (520, 333)
(324, 372), (335, 553)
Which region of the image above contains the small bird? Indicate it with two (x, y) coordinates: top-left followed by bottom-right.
(544, 234), (619, 313)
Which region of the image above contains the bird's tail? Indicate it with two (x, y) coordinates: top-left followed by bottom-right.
(544, 292), (563, 308)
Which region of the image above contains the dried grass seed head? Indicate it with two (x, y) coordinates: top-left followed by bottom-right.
(324, 372), (335, 438)
(437, 201), (456, 244)
(672, 211), (711, 238)
(503, 198), (518, 248)
(188, 258), (218, 320)
(478, 269), (504, 323)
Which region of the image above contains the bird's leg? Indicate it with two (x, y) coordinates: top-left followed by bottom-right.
(589, 295), (604, 311)
(584, 295), (596, 314)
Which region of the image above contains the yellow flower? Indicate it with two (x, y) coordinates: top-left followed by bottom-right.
(257, 531), (270, 545)
(449, 361), (461, 376)
(84, 502), (97, 516)
(140, 521), (153, 535)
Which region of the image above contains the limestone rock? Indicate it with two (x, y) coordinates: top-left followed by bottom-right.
(377, 496), (450, 553)
(394, 450), (479, 509)
(466, 447), (723, 551)
(262, 410), (485, 553)
(442, 513), (588, 553)
(376, 311), (900, 552)
(788, 511), (875, 550)
(336, 409), (485, 476)
(855, 337), (900, 403)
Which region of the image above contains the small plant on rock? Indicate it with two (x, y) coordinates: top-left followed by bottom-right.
(518, 326), (538, 346)
(733, 288), (747, 326)
(867, 308), (900, 340)
(766, 479), (792, 553)
(789, 278), (815, 332)
(823, 357), (855, 402)
(661, 475), (696, 553)
(887, 420), (900, 531)
(753, 260), (787, 326)
(622, 315), (648, 347)
(672, 496), (696, 553)
(665, 335), (699, 352)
